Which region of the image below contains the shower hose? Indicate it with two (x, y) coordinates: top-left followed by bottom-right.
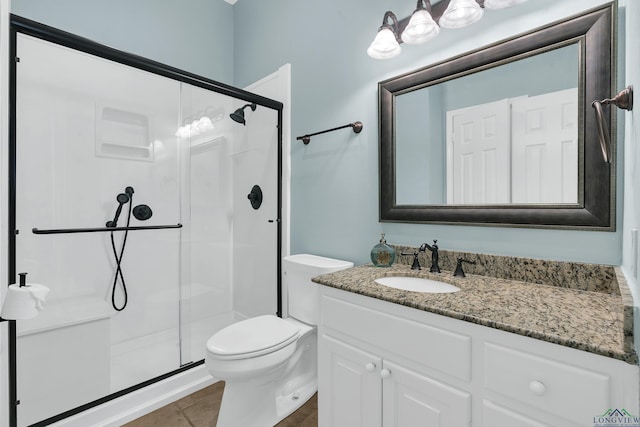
(110, 199), (132, 311)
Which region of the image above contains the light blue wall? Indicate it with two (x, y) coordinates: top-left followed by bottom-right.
(11, 0), (234, 83)
(619, 0), (640, 352)
(233, 0), (623, 266)
(10, 0), (627, 268)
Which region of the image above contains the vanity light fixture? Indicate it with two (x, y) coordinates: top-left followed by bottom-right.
(401, 0), (440, 45)
(367, 0), (528, 59)
(367, 11), (402, 59)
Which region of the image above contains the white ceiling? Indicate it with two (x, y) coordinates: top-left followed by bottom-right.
(224, 0), (238, 4)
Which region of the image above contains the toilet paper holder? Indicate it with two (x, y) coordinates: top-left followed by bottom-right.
(0, 272), (49, 321)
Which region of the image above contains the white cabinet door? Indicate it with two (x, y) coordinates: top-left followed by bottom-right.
(382, 360), (472, 427)
(318, 334), (382, 427)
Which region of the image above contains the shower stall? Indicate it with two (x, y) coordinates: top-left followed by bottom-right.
(7, 17), (283, 427)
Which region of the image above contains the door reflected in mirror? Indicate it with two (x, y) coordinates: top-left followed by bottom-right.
(395, 43), (579, 206)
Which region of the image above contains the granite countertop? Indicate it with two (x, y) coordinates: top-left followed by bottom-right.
(312, 263), (637, 364)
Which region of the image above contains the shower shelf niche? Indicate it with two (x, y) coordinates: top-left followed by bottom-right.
(31, 223), (183, 235)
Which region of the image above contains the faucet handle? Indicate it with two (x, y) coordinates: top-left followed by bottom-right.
(453, 258), (476, 278)
(401, 252), (421, 270)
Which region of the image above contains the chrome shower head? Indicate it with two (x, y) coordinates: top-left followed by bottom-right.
(230, 103), (257, 125)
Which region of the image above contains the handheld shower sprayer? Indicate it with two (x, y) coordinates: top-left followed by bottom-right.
(106, 186), (153, 311)
(106, 187), (152, 227)
(106, 193), (130, 228)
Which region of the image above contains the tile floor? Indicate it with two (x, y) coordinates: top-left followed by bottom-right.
(123, 381), (318, 427)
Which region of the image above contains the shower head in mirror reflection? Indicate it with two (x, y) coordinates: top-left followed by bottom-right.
(367, 0), (528, 59)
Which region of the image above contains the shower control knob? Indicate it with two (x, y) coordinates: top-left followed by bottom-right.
(365, 363), (376, 372)
(380, 368), (391, 379)
(247, 185), (263, 210)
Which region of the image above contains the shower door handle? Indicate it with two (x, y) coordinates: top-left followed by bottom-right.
(268, 219), (281, 223)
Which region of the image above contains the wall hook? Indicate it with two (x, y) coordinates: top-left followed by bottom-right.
(592, 85), (633, 163)
(297, 121), (363, 145)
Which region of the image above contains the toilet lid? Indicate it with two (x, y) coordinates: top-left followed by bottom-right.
(207, 315), (300, 360)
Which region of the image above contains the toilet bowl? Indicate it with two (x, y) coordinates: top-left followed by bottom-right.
(206, 315), (304, 381)
(205, 254), (353, 427)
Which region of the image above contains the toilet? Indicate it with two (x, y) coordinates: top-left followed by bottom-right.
(205, 254), (353, 427)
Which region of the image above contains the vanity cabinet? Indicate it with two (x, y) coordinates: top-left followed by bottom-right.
(318, 286), (639, 427)
(320, 334), (471, 427)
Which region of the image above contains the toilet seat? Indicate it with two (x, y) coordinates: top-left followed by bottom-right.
(207, 315), (300, 360)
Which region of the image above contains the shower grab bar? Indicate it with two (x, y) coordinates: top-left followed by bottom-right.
(32, 223), (183, 235)
(296, 121), (363, 145)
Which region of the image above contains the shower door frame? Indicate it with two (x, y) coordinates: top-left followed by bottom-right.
(7, 15), (284, 427)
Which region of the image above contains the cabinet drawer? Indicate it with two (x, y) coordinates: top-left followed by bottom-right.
(483, 400), (550, 427)
(484, 342), (610, 424)
(322, 295), (471, 381)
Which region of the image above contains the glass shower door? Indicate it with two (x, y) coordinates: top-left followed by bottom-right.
(14, 32), (184, 425)
(11, 20), (282, 427)
(178, 83), (236, 365)
(178, 82), (280, 364)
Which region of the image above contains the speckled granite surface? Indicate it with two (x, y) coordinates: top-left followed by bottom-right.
(393, 245), (619, 294)
(312, 261), (637, 364)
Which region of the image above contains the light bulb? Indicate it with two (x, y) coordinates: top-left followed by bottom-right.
(439, 0), (484, 29)
(401, 9), (440, 45)
(367, 27), (402, 59)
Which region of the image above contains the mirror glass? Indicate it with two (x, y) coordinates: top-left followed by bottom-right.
(395, 44), (579, 206)
(379, 4), (615, 229)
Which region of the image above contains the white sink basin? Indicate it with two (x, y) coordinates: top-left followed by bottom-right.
(375, 276), (460, 293)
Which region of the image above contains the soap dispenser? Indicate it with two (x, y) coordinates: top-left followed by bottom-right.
(370, 233), (396, 267)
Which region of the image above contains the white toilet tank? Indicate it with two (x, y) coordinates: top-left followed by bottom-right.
(283, 254), (353, 325)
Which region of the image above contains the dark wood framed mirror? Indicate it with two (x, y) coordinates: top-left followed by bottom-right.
(379, 3), (615, 229)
